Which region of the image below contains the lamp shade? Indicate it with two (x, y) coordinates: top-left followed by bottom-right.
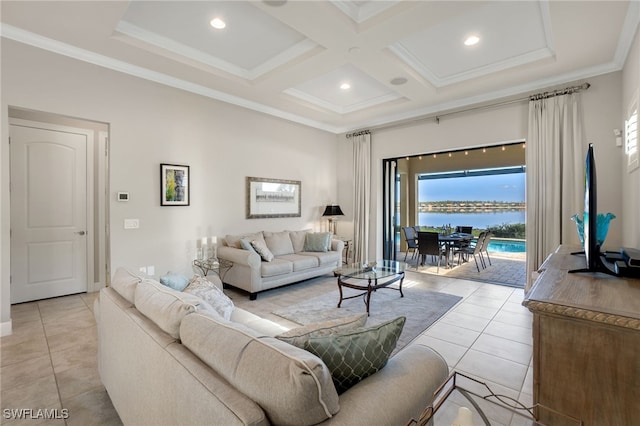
(322, 205), (344, 216)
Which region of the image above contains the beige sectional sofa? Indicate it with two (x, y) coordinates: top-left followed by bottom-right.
(96, 268), (449, 426)
(217, 230), (345, 299)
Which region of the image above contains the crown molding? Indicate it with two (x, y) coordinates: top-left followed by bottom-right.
(0, 24), (340, 134)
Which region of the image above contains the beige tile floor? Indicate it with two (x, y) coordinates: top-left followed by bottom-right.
(0, 292), (120, 426)
(1, 271), (533, 426)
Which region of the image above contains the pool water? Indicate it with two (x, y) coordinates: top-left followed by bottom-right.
(486, 238), (526, 253)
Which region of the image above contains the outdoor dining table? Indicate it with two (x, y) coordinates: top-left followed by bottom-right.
(438, 233), (474, 267)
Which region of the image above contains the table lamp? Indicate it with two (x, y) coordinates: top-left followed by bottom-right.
(322, 204), (344, 235)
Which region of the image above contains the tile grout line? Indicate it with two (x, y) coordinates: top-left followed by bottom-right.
(37, 301), (68, 426)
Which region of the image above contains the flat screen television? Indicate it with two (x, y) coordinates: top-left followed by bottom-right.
(569, 143), (616, 275)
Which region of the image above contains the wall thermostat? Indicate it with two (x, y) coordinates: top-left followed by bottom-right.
(117, 192), (129, 202)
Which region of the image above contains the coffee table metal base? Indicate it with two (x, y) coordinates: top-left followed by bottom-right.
(337, 272), (404, 316)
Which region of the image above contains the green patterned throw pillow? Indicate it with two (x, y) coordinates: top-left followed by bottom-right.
(304, 232), (331, 252)
(276, 314), (368, 347)
(303, 316), (406, 394)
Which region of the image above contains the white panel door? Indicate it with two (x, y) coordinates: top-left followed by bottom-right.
(10, 123), (88, 303)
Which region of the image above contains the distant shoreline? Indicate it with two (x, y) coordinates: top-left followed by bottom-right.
(418, 201), (525, 213)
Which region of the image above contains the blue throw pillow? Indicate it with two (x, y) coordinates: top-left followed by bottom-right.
(304, 232), (331, 252)
(239, 238), (257, 253)
(159, 271), (190, 291)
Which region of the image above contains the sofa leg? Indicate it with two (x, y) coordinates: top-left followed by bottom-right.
(249, 293), (257, 301)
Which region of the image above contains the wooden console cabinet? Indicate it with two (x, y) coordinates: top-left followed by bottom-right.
(523, 245), (640, 425)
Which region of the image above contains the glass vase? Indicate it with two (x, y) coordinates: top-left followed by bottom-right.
(571, 212), (616, 247)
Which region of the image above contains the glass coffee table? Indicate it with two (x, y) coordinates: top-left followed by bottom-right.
(333, 260), (406, 316)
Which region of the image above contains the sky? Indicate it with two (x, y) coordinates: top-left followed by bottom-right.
(418, 172), (525, 202)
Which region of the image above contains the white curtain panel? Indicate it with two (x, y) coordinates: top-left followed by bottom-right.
(352, 133), (371, 264)
(526, 93), (584, 290)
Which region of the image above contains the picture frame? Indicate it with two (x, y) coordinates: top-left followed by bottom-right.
(246, 177), (301, 218)
(160, 164), (190, 206)
(625, 95), (638, 173)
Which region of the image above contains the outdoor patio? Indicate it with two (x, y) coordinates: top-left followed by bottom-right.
(400, 250), (526, 288)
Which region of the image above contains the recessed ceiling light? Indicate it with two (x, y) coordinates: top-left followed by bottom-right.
(390, 77), (408, 86)
(464, 35), (480, 46)
(340, 83), (351, 90)
(210, 18), (226, 29)
(263, 0), (287, 6)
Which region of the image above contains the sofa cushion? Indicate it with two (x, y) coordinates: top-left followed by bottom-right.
(287, 229), (312, 253)
(300, 250), (341, 266)
(276, 314), (367, 347)
(230, 308), (290, 336)
(183, 275), (234, 320)
(225, 232), (264, 249)
(260, 258), (293, 277)
(304, 232), (332, 252)
(263, 231), (295, 256)
(134, 279), (208, 339)
(277, 254), (319, 271)
(159, 271), (190, 291)
(180, 313), (340, 426)
(304, 316), (406, 394)
(250, 239), (274, 262)
(110, 267), (143, 305)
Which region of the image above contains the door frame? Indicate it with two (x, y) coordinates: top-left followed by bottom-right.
(9, 110), (110, 299)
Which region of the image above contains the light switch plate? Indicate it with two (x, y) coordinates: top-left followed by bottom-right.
(124, 219), (139, 229)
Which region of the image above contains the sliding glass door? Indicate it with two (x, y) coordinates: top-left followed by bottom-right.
(382, 159), (399, 260)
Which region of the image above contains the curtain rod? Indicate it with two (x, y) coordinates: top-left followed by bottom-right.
(345, 129), (370, 139)
(344, 82), (590, 138)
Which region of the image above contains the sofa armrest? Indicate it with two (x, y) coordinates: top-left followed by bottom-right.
(331, 239), (345, 253)
(217, 246), (261, 267)
(321, 343), (448, 425)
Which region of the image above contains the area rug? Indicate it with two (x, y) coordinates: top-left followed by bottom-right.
(272, 286), (462, 354)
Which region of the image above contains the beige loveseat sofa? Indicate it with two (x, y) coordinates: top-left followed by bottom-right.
(217, 230), (344, 299)
(96, 268), (449, 426)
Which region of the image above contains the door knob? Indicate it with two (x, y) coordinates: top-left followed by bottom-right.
(76, 231), (86, 236)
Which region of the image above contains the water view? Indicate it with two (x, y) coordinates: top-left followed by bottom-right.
(418, 170), (526, 232)
(419, 211), (525, 230)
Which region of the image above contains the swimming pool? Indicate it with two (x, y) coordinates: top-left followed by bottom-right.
(486, 238), (526, 253)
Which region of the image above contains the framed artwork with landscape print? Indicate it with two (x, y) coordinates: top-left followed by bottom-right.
(161, 164), (190, 206)
(246, 177), (301, 218)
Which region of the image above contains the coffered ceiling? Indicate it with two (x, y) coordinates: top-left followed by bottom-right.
(1, 1), (638, 133)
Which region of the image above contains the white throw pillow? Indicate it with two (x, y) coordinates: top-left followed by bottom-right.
(250, 239), (274, 262)
(183, 275), (234, 320)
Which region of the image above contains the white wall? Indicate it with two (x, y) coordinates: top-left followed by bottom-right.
(622, 25), (640, 248)
(337, 72), (627, 260)
(0, 40), (338, 332)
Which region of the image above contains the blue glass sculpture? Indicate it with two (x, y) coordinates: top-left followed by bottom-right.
(571, 212), (616, 247)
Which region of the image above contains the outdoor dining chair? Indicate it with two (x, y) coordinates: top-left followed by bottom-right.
(455, 231), (487, 272)
(417, 231), (447, 273)
(402, 226), (419, 262)
(455, 226), (473, 234)
(480, 232), (493, 266)
(453, 225), (473, 256)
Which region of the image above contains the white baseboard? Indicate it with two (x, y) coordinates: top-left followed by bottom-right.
(1, 319), (13, 337)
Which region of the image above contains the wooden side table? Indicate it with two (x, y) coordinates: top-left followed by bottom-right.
(336, 237), (352, 264)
